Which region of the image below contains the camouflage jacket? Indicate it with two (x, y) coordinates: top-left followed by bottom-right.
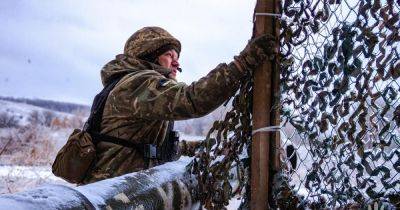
(82, 54), (245, 184)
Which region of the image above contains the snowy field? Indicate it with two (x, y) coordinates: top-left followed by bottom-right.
(0, 99), (83, 194)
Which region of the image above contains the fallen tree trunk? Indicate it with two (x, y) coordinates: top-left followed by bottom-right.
(0, 157), (198, 210)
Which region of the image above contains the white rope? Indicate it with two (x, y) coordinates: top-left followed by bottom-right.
(254, 12), (282, 18)
(252, 125), (281, 135)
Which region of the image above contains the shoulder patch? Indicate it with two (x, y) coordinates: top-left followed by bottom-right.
(158, 79), (172, 87)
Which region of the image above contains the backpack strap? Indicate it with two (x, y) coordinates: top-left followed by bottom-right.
(89, 131), (145, 155)
(84, 73), (125, 132)
(83, 73), (172, 160)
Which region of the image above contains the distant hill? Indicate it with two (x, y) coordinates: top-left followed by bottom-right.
(0, 99), (87, 128)
(0, 96), (90, 114)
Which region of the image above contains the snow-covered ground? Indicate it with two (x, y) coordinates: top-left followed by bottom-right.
(0, 165), (72, 194)
(0, 99), (81, 194)
(0, 99), (77, 127)
(0, 165), (58, 180)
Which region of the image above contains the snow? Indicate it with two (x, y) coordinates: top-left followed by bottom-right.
(0, 149), (244, 209)
(0, 165), (72, 194)
(0, 99), (74, 127)
(227, 196), (243, 210)
(0, 157), (195, 209)
(77, 156), (194, 208)
(0, 184), (90, 210)
(180, 133), (205, 141)
(0, 165), (58, 180)
(0, 99), (80, 194)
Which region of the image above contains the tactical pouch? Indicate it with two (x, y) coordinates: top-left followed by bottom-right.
(52, 74), (125, 184)
(52, 129), (96, 183)
(51, 73), (181, 183)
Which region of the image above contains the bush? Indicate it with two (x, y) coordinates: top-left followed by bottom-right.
(42, 111), (56, 127)
(28, 110), (41, 125)
(0, 112), (19, 128)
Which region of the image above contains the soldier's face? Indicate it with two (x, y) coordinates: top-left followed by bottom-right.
(157, 49), (180, 80)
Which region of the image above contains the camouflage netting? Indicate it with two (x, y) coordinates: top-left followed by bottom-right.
(278, 0), (400, 209)
(187, 72), (254, 209)
(189, 0), (400, 209)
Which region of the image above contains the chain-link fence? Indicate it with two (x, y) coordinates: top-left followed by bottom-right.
(278, 0), (400, 208)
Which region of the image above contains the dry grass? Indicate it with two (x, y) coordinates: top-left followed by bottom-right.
(0, 126), (57, 166)
(0, 114), (85, 194)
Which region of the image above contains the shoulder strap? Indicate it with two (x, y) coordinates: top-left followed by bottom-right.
(83, 73), (175, 160)
(84, 73), (125, 133)
(83, 74), (145, 155)
(89, 131), (144, 154)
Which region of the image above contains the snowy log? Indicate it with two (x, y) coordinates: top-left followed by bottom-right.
(0, 157), (198, 210)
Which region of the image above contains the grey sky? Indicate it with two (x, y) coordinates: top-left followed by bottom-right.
(0, 0), (256, 104)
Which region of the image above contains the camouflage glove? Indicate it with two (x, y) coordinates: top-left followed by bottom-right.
(234, 34), (277, 72)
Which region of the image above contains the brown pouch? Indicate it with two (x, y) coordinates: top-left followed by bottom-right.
(52, 129), (96, 184)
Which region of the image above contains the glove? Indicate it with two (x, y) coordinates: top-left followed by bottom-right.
(234, 34), (277, 72)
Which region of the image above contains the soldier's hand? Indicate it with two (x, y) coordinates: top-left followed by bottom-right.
(234, 34), (277, 72)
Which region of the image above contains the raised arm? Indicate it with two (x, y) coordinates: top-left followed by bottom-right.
(115, 34), (277, 120)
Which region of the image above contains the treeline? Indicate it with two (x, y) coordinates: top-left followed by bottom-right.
(0, 96), (90, 114)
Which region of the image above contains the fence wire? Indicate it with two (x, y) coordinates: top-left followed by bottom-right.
(277, 0), (400, 209)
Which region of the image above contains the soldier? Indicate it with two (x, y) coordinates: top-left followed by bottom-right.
(82, 26), (275, 184)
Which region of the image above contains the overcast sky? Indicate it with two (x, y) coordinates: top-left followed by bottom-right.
(0, 0), (256, 105)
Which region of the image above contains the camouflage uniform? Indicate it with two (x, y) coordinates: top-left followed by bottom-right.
(82, 27), (275, 184)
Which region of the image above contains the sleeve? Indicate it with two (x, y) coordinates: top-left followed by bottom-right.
(131, 62), (245, 120)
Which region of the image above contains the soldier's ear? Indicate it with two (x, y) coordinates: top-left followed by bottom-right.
(154, 58), (160, 65)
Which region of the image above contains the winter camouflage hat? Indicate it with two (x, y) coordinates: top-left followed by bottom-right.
(124, 27), (181, 59)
